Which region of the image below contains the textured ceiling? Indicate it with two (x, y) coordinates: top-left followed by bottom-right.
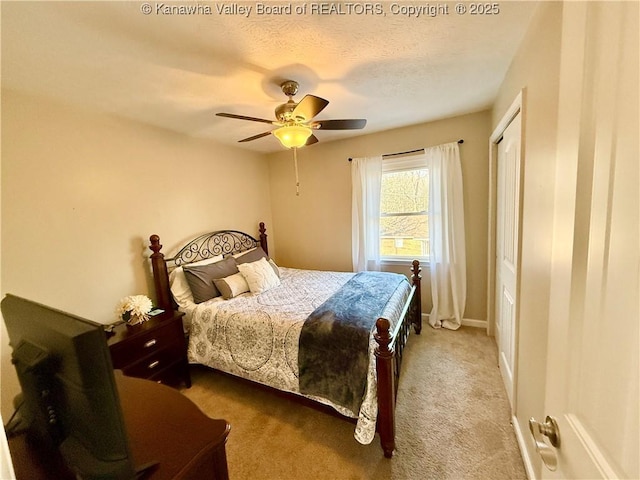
(1, 1), (538, 153)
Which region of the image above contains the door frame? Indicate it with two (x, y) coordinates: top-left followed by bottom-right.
(487, 90), (526, 413)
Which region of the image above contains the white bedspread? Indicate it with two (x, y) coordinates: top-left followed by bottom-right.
(184, 267), (409, 444)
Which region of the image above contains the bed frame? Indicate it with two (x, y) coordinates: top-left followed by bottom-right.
(148, 222), (422, 458)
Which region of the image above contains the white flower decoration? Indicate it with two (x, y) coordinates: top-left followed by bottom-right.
(116, 295), (153, 325)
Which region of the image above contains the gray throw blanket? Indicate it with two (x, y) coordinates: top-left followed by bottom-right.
(298, 271), (408, 414)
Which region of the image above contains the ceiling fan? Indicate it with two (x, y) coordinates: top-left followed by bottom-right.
(216, 80), (367, 149)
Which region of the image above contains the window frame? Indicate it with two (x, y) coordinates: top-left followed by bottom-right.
(379, 154), (430, 264)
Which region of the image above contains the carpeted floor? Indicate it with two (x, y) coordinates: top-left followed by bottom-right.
(181, 325), (527, 479)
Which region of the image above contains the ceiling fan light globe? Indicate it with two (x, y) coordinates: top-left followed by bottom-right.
(274, 125), (312, 149)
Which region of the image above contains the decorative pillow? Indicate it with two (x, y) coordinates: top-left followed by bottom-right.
(237, 257), (281, 294)
(235, 247), (280, 278)
(183, 257), (239, 303)
(268, 259), (280, 278)
(213, 273), (250, 300)
(234, 247), (267, 263)
(169, 255), (223, 307)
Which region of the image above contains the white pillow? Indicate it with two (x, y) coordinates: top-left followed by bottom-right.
(237, 257), (281, 294)
(213, 273), (250, 300)
(169, 255), (223, 307)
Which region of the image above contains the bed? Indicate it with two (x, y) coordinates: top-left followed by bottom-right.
(148, 222), (422, 457)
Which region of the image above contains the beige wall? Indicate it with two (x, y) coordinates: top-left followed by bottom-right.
(491, 2), (563, 477)
(0, 89), (272, 417)
(267, 110), (492, 322)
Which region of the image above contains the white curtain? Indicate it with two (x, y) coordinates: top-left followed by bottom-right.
(351, 156), (383, 272)
(426, 142), (466, 330)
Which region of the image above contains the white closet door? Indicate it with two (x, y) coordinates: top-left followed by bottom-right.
(495, 112), (521, 409)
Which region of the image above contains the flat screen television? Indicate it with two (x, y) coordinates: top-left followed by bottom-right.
(2, 294), (155, 479)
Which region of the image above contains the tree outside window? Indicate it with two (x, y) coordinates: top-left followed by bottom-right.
(380, 168), (429, 259)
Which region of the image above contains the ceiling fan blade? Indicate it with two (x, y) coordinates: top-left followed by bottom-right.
(306, 134), (319, 146)
(216, 112), (276, 125)
(291, 95), (329, 121)
(238, 131), (272, 143)
(311, 119), (367, 130)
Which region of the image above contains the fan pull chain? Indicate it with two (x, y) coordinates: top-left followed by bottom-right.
(293, 147), (300, 196)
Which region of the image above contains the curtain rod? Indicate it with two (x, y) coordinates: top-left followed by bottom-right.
(348, 139), (464, 162)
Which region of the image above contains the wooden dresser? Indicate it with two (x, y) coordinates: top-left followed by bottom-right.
(107, 310), (191, 388)
(8, 374), (229, 480)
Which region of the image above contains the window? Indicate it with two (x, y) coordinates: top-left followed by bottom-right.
(379, 156), (429, 261)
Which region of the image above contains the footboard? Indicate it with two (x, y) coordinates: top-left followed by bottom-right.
(374, 260), (422, 458)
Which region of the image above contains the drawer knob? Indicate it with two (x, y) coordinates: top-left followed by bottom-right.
(144, 339), (157, 348)
(148, 360), (160, 369)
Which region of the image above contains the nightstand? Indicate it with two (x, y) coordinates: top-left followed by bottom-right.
(107, 310), (191, 388)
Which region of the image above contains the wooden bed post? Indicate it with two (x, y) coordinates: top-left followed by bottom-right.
(411, 260), (423, 334)
(259, 222), (268, 255)
(374, 317), (395, 458)
(149, 235), (172, 312)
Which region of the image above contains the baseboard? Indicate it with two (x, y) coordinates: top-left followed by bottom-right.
(512, 414), (536, 480)
(462, 318), (487, 329)
(422, 314), (487, 329)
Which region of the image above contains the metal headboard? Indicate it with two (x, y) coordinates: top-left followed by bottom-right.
(167, 230), (260, 267)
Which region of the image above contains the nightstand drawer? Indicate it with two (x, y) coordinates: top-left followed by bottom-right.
(147, 363), (188, 387)
(110, 318), (183, 369)
(121, 343), (184, 379)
